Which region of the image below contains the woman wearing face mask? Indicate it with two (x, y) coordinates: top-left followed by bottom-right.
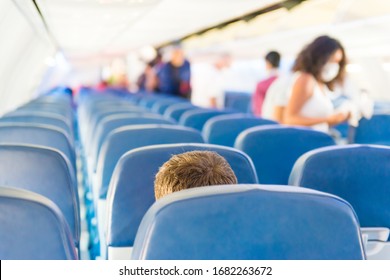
(283, 35), (349, 132)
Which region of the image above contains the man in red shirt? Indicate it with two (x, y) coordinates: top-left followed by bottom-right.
(252, 51), (281, 116)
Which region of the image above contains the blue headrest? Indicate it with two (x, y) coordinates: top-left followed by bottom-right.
(0, 144), (79, 245)
(132, 184), (365, 260)
(83, 109), (147, 140)
(290, 144), (390, 228)
(37, 89), (73, 100)
(86, 107), (147, 143)
(0, 124), (75, 168)
(138, 96), (181, 109)
(90, 102), (138, 112)
(0, 187), (77, 260)
(374, 102), (390, 114)
(7, 109), (70, 122)
(3, 111), (72, 127)
(138, 98), (159, 109)
(107, 143), (258, 247)
(224, 91), (252, 113)
(163, 103), (197, 121)
(91, 114), (175, 169)
(0, 115), (72, 138)
(15, 105), (72, 119)
(97, 125), (204, 199)
(85, 102), (142, 123)
(23, 101), (70, 110)
(235, 125), (335, 184)
(203, 114), (278, 147)
(179, 109), (230, 131)
(85, 103), (134, 118)
(151, 100), (187, 114)
(350, 115), (390, 145)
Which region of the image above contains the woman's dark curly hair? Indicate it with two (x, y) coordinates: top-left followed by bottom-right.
(292, 35), (347, 90)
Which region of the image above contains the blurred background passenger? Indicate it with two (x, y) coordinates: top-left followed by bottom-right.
(261, 74), (293, 122)
(283, 35), (349, 132)
(191, 53), (231, 109)
(137, 61), (158, 93)
(115, 73), (130, 89)
(152, 52), (164, 86)
(252, 51), (280, 116)
(96, 79), (108, 91)
(157, 44), (191, 99)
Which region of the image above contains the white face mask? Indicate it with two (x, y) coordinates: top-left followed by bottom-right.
(321, 62), (340, 82)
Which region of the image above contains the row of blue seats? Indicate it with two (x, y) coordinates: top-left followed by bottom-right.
(77, 93), (250, 258)
(77, 93), (202, 258)
(5, 143), (389, 260)
(222, 89), (390, 140)
(109, 145), (389, 260)
(134, 90), (390, 144)
(80, 93), (388, 189)
(2, 88), (387, 259)
(131, 184), (364, 260)
(0, 89), (80, 259)
(76, 94), (354, 259)
(104, 142), (389, 259)
(80, 90), (384, 202)
(78, 91), (390, 260)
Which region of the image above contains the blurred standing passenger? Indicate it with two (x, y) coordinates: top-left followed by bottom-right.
(158, 45), (191, 99)
(191, 53), (231, 109)
(284, 35), (349, 132)
(261, 74), (293, 122)
(137, 61), (158, 93)
(149, 52), (164, 90)
(252, 51), (280, 116)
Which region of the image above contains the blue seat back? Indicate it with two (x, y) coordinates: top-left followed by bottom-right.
(22, 102), (70, 110)
(333, 122), (349, 139)
(91, 114), (175, 170)
(138, 97), (161, 109)
(16, 104), (72, 119)
(79, 102), (134, 143)
(0, 124), (75, 168)
(0, 187), (77, 260)
(7, 110), (70, 123)
(163, 103), (197, 122)
(3, 111), (72, 127)
(203, 114), (278, 147)
(97, 125), (204, 199)
(235, 125), (335, 184)
(107, 143), (258, 248)
(180, 109), (231, 131)
(349, 115), (390, 145)
(132, 184), (365, 260)
(82, 100), (134, 122)
(86, 106), (147, 145)
(35, 89), (72, 102)
(224, 91), (252, 113)
(374, 102), (390, 114)
(151, 100), (187, 115)
(0, 115), (72, 138)
(290, 144), (390, 228)
(0, 145), (79, 245)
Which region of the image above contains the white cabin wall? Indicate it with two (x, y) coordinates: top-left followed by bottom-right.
(0, 0), (55, 115)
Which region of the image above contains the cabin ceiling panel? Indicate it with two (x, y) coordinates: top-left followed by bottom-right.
(36, 0), (280, 61)
(343, 0), (390, 21)
(184, 0), (390, 59)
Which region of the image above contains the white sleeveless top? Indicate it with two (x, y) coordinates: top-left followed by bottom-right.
(290, 73), (334, 133)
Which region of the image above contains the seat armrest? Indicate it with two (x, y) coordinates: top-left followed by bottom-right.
(361, 227), (389, 242)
